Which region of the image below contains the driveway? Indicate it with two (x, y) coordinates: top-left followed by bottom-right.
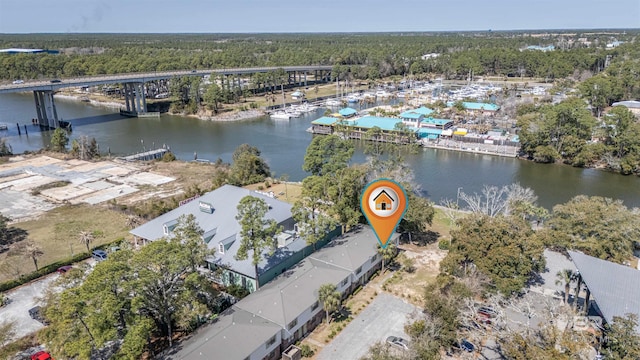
(317, 293), (419, 360)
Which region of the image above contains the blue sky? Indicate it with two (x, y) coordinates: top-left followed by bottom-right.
(0, 0), (638, 33)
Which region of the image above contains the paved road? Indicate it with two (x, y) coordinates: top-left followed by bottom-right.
(317, 293), (419, 360)
(0, 274), (58, 341)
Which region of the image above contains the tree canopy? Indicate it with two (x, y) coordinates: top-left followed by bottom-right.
(541, 195), (640, 263)
(441, 214), (546, 296)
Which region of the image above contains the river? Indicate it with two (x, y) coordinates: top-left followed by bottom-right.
(1, 92), (639, 210)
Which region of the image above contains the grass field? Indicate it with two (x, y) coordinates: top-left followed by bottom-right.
(0, 204), (129, 282)
(243, 180), (303, 205)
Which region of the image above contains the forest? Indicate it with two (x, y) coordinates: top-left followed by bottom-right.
(1, 31), (638, 82)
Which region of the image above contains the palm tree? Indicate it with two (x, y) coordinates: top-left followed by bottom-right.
(79, 231), (95, 253)
(377, 243), (397, 274)
(318, 283), (341, 324)
(24, 241), (44, 271)
(555, 269), (576, 305)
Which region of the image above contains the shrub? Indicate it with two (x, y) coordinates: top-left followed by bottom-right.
(300, 344), (314, 358)
(162, 151), (176, 162)
(438, 239), (450, 250)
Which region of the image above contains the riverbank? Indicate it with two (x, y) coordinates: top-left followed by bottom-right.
(55, 91), (123, 109)
(187, 108), (266, 122)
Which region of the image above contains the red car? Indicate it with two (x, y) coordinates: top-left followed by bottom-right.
(56, 265), (73, 274)
(31, 351), (53, 360)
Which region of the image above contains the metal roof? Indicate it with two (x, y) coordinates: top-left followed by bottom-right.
(568, 250), (640, 327)
(311, 116), (338, 125)
(130, 184), (293, 278)
(612, 100), (640, 109)
(339, 107), (358, 116)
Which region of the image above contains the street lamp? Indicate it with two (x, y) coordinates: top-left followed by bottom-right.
(456, 187), (463, 208)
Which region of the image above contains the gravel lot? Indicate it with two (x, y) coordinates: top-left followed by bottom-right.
(317, 293), (419, 360)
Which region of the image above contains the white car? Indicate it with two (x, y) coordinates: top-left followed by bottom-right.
(12, 80), (24, 84)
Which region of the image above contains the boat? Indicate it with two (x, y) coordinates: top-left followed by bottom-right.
(270, 111), (292, 120)
(0, 123), (7, 130)
(325, 98), (342, 107)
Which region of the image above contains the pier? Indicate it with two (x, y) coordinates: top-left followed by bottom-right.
(119, 148), (169, 161)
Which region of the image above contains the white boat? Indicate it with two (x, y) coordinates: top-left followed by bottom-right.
(270, 111), (291, 120)
(0, 123), (7, 130)
(325, 98), (342, 107)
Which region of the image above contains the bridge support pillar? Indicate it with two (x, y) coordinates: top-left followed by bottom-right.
(33, 90), (59, 128)
(122, 82), (147, 116)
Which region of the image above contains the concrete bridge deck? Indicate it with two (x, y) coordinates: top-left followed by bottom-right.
(0, 65), (334, 94)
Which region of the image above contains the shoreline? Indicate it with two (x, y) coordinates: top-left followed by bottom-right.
(56, 90), (266, 122)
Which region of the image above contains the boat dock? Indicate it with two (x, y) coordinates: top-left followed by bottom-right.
(119, 148), (169, 161)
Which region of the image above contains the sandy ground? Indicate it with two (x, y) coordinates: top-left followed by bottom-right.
(0, 155), (175, 222)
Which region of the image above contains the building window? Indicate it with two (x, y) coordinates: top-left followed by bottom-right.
(266, 335), (276, 347)
(371, 254), (378, 262)
(288, 318), (298, 330)
(218, 243), (224, 254)
(311, 301), (319, 311)
(356, 266), (362, 274)
(341, 278), (348, 286)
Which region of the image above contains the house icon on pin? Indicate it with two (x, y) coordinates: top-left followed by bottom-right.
(373, 190), (394, 211)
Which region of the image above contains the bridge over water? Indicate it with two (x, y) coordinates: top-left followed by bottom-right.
(0, 65), (333, 128)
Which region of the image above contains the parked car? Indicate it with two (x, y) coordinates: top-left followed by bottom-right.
(12, 79), (24, 84)
(56, 265), (73, 274)
(478, 306), (498, 318)
(460, 339), (475, 352)
(28, 306), (48, 324)
(50, 79), (62, 83)
(386, 336), (409, 350)
(92, 249), (108, 261)
(31, 351), (53, 360)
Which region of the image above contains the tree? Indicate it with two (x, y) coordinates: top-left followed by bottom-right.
(318, 283), (341, 324)
(78, 231), (95, 253)
(292, 175), (336, 250)
(327, 165), (367, 233)
(302, 135), (354, 176)
(377, 242), (397, 274)
(70, 136), (100, 160)
(361, 341), (402, 360)
(541, 195), (640, 263)
(170, 214), (209, 272)
(203, 82), (224, 113)
(555, 269), (576, 305)
(0, 138), (12, 156)
(399, 192), (435, 243)
(441, 214), (546, 296)
(604, 313), (640, 360)
(24, 241), (44, 271)
(235, 196), (282, 289)
(229, 144), (271, 186)
(50, 128), (69, 152)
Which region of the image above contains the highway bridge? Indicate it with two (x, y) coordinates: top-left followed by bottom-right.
(0, 65), (333, 128)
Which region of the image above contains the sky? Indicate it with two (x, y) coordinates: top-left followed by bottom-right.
(0, 0), (638, 33)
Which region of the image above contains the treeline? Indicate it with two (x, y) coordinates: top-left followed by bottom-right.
(1, 32), (638, 82)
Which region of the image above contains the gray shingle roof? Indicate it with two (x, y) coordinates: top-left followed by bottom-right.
(163, 307), (280, 360)
(130, 184), (293, 278)
(235, 227), (383, 328)
(569, 250), (640, 326)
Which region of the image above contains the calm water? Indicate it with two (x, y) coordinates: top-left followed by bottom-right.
(1, 93), (639, 209)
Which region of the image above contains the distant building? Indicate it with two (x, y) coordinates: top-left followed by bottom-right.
(611, 100), (640, 116)
(421, 53), (440, 60)
(0, 48), (59, 54)
(606, 41), (624, 49)
(446, 101), (500, 115)
(522, 45), (555, 52)
(130, 184), (340, 293)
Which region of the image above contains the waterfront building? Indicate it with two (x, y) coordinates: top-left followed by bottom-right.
(130, 184), (340, 293)
(446, 101), (500, 115)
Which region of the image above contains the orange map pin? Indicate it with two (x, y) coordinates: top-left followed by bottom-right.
(360, 178), (408, 248)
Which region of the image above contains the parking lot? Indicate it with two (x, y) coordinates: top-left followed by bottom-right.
(317, 293), (419, 360)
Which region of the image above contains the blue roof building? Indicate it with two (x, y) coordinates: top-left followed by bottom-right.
(447, 101), (500, 112)
(338, 107), (358, 117)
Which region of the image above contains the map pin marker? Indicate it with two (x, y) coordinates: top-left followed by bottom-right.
(360, 178), (408, 248)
